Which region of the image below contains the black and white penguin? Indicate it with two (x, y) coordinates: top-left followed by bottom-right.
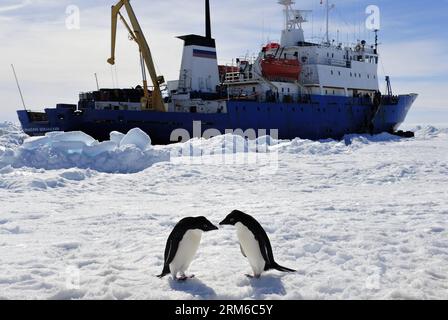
(220, 210), (295, 278)
(157, 216), (218, 281)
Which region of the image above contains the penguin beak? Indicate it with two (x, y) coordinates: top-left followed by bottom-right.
(219, 218), (228, 225)
(209, 224), (219, 231)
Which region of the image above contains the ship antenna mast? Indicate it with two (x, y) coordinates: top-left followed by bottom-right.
(11, 64), (27, 110)
(324, 0), (335, 44)
(374, 29), (379, 53)
(278, 0), (294, 30)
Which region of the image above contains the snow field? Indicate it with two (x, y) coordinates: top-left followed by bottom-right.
(0, 123), (447, 299)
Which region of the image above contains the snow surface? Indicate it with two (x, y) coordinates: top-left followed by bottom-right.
(0, 122), (447, 300)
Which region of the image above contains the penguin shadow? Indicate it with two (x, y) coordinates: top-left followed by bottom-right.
(247, 274), (286, 298)
(169, 277), (217, 299)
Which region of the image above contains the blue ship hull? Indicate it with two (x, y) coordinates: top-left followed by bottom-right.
(17, 94), (417, 145)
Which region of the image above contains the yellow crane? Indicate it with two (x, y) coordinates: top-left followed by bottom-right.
(107, 0), (165, 112)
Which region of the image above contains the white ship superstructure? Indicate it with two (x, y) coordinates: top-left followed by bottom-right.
(225, 0), (381, 102)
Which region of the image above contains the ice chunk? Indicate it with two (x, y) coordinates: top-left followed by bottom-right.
(22, 136), (51, 150)
(119, 128), (152, 150)
(0, 127), (168, 173)
(110, 131), (125, 145)
(83, 141), (117, 157)
(45, 131), (97, 146)
(60, 170), (87, 181)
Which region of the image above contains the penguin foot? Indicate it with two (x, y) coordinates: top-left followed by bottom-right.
(176, 276), (188, 281)
(176, 274), (195, 281)
(245, 274), (261, 279)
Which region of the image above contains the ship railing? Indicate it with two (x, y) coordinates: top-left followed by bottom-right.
(225, 72), (240, 82)
(381, 95), (400, 105)
(224, 72), (258, 84)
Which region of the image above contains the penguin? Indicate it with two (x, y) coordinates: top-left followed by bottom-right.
(157, 216), (218, 281)
(219, 210), (295, 278)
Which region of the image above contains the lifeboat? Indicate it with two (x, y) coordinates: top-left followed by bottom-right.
(262, 42), (281, 52)
(261, 56), (301, 81)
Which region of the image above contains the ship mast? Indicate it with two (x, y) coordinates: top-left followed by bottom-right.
(205, 0), (211, 38)
(278, 0), (293, 30)
(323, 0), (334, 44)
(278, 0), (309, 47)
(326, 0), (329, 43)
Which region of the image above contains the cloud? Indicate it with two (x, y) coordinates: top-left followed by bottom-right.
(379, 40), (448, 79)
(0, 0), (32, 13)
(389, 80), (448, 109)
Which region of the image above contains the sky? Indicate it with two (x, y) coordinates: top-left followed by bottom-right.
(0, 0), (447, 124)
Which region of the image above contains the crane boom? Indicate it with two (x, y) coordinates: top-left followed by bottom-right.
(107, 0), (165, 112)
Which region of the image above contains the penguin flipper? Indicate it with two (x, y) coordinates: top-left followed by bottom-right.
(158, 232), (181, 279)
(163, 235), (181, 268)
(239, 244), (247, 257)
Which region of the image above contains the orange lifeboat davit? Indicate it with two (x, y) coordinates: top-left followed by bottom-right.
(261, 56), (301, 82)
